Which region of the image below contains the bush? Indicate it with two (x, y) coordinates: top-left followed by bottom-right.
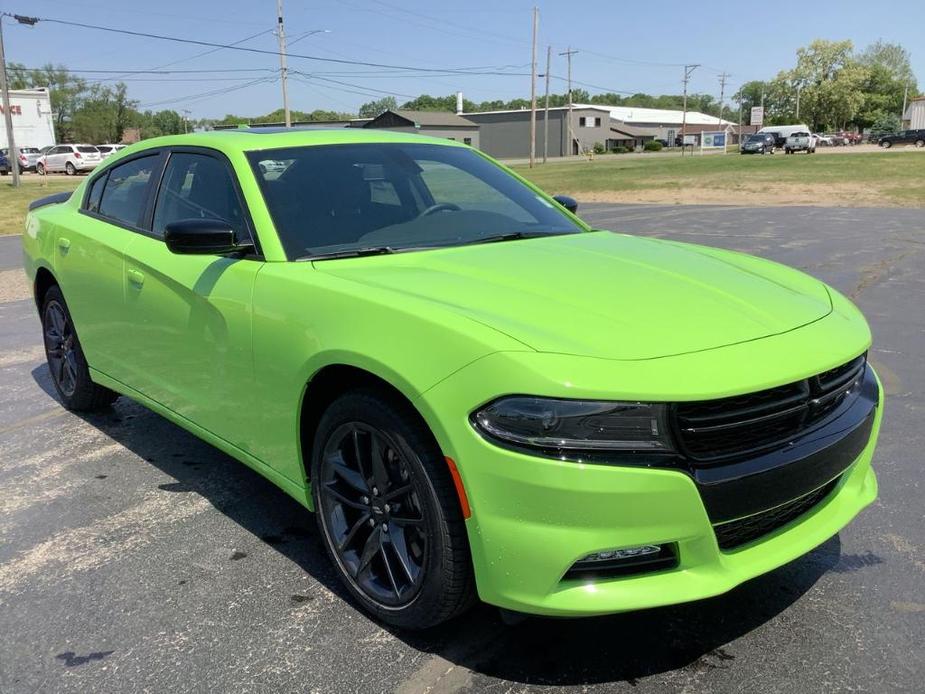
(592, 142), (606, 154)
(611, 146), (630, 154)
(643, 140), (663, 151)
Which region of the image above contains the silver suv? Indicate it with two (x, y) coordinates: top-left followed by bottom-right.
(37, 144), (102, 175)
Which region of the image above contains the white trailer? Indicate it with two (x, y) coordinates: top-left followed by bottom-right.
(757, 124), (811, 140)
(0, 88), (56, 150)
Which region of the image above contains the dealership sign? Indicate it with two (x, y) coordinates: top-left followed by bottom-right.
(750, 106), (764, 126)
(0, 104), (23, 115)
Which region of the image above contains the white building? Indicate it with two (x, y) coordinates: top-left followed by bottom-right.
(902, 96), (925, 129)
(0, 88), (56, 150)
(573, 104), (735, 144)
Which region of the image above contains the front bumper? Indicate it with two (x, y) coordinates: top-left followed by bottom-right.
(419, 317), (880, 616)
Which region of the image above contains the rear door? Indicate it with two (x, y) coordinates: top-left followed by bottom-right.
(56, 151), (163, 382)
(45, 146), (65, 171)
(121, 147), (262, 449)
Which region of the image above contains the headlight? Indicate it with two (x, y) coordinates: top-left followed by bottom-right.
(471, 396), (675, 457)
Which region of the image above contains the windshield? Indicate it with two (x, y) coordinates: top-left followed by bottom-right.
(248, 143), (583, 259)
(746, 135), (765, 142)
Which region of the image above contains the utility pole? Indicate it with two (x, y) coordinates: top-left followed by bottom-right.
(717, 72), (730, 124)
(528, 7), (538, 168)
(680, 64), (699, 154)
(543, 45), (551, 164)
(276, 0), (291, 127)
(559, 47), (578, 156)
(795, 85), (801, 120)
(0, 15), (20, 187)
(182, 109), (191, 134)
(902, 83), (909, 124)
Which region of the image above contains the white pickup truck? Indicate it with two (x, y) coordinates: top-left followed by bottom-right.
(784, 132), (816, 154)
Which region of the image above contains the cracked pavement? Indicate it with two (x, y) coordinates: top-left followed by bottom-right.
(1, 204), (923, 692)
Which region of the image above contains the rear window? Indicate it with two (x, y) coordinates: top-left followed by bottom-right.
(78, 146), (98, 153)
(97, 155), (158, 227)
(97, 146), (113, 153)
(21, 147), (40, 154)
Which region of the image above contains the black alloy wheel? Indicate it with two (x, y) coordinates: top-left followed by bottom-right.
(44, 298), (79, 398)
(41, 285), (118, 411)
(319, 422), (428, 606)
(311, 388), (475, 629)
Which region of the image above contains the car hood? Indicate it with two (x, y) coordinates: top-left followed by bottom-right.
(315, 231), (832, 360)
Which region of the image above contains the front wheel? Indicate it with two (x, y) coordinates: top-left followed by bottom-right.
(36, 163), (45, 175)
(881, 140), (892, 148)
(65, 162), (76, 176)
(311, 388), (475, 629)
(41, 285), (119, 411)
(915, 140), (924, 148)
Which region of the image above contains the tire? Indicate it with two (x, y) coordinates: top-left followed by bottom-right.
(65, 161), (76, 176)
(41, 285), (119, 411)
(785, 148), (791, 154)
(0, 169), (7, 176)
(311, 387), (475, 629)
(36, 163), (45, 175)
(915, 140), (925, 148)
(881, 140), (892, 148)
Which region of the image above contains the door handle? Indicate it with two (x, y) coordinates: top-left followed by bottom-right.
(127, 269), (145, 288)
(57, 237), (71, 253)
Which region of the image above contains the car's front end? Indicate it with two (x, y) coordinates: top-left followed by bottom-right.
(422, 314), (879, 616)
(314, 224), (881, 618)
(740, 137), (766, 154)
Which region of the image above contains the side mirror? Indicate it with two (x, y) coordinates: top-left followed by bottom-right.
(553, 194), (578, 214)
(164, 218), (253, 255)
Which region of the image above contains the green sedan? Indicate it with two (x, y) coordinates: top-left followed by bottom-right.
(21, 129), (882, 629)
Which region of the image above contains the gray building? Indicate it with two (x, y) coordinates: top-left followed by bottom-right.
(902, 96), (925, 129)
(362, 110), (479, 148)
(463, 106), (658, 159)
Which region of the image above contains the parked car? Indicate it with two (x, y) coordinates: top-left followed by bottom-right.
(878, 129), (925, 148)
(740, 132), (776, 154)
(0, 146), (43, 172)
(95, 144), (127, 159)
(758, 125), (812, 150)
(814, 134), (834, 146)
(36, 144), (102, 175)
(22, 130), (882, 629)
(784, 132), (816, 154)
(0, 151), (9, 175)
(837, 131), (862, 145)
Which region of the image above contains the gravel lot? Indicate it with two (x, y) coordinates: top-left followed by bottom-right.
(1, 204), (923, 693)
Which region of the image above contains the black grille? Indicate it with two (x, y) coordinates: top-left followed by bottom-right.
(713, 476), (840, 550)
(674, 355), (866, 463)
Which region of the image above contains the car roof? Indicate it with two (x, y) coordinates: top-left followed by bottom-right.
(113, 127), (469, 159)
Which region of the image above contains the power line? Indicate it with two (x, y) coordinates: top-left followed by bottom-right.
(137, 74), (278, 109)
(22, 14), (536, 76)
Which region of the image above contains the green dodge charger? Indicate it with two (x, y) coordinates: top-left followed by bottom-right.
(22, 129), (882, 629)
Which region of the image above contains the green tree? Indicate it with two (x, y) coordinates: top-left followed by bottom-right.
(783, 40), (868, 130)
(358, 96), (398, 118)
(856, 40), (918, 129)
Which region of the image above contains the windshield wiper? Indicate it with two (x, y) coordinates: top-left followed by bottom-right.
(298, 246), (398, 261)
(460, 231), (562, 246)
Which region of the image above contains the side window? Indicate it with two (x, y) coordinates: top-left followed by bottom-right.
(85, 173), (107, 213)
(153, 152), (247, 240)
(98, 156), (158, 227)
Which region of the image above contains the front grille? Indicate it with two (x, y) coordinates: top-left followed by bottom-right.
(674, 355), (866, 463)
(713, 476), (840, 550)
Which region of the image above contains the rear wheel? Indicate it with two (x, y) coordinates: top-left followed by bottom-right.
(65, 162), (76, 176)
(311, 388), (475, 629)
(915, 139), (924, 148)
(881, 140), (892, 148)
(41, 285), (118, 411)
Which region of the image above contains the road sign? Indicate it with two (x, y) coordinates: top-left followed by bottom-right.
(702, 132), (726, 148)
(750, 106), (764, 127)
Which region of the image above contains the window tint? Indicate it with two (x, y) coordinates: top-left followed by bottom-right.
(77, 146), (98, 153)
(153, 152), (247, 240)
(98, 156), (157, 227)
(85, 173), (107, 213)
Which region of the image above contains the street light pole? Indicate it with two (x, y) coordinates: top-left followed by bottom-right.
(543, 45), (551, 164)
(0, 15), (20, 187)
(528, 7), (538, 168)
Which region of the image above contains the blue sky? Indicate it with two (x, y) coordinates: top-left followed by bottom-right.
(3, 0), (922, 118)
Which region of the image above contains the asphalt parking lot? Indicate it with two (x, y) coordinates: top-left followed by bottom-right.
(1, 204), (923, 693)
